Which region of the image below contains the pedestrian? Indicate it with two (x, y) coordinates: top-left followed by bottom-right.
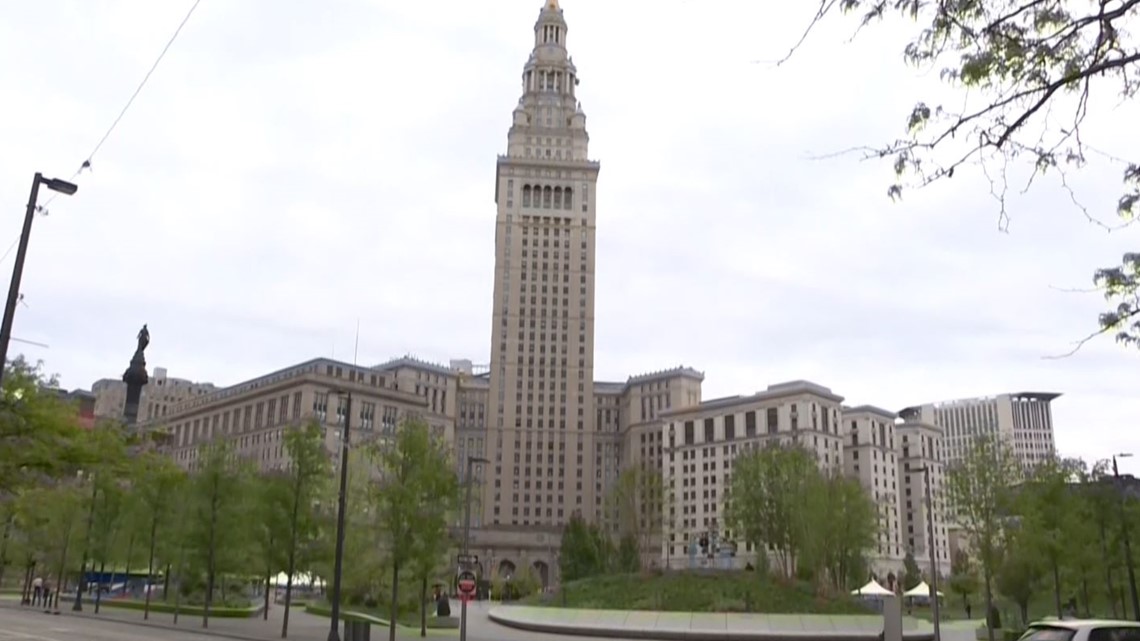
(965, 602), (972, 620)
(42, 581), (52, 610)
(32, 576), (42, 606)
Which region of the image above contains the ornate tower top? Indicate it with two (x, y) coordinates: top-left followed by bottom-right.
(503, 0), (591, 163)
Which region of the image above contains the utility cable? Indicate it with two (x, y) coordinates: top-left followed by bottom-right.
(34, 0), (204, 214)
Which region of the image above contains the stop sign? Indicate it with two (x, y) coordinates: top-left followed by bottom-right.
(457, 570), (476, 595)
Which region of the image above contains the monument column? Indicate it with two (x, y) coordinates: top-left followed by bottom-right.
(122, 324), (150, 425)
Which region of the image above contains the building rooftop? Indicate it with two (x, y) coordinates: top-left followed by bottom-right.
(662, 380), (844, 418)
(843, 404), (898, 419)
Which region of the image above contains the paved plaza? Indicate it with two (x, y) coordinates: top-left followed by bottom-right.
(0, 596), (984, 641)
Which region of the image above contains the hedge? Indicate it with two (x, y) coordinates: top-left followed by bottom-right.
(99, 598), (261, 618)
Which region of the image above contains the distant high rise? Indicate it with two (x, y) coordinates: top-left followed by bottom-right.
(899, 392), (1059, 468)
(485, 0), (601, 528)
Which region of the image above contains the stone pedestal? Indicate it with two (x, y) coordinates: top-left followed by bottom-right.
(882, 595), (904, 641)
(122, 351), (149, 426)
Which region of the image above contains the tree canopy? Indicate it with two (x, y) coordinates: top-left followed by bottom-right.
(792, 0), (1140, 345)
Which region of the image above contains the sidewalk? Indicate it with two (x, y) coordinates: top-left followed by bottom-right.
(0, 596), (452, 641)
(488, 605), (940, 641)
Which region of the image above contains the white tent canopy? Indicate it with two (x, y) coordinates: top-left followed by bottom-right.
(851, 579), (894, 596)
(271, 572), (325, 589)
(903, 581), (944, 598)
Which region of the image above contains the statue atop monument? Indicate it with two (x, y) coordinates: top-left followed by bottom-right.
(136, 324), (150, 355)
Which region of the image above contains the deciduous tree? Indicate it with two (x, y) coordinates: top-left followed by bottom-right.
(280, 421), (330, 638)
(186, 440), (251, 628)
(945, 436), (1020, 641)
(369, 418), (458, 641)
(786, 0), (1140, 344)
(724, 444), (821, 577)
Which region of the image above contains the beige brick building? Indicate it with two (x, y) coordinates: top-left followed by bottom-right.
(93, 366), (216, 422)
(96, 0), (1008, 588)
(659, 381), (847, 570)
(842, 406), (906, 572)
(139, 358), (454, 472)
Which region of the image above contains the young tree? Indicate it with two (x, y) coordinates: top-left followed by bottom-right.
(902, 552), (923, 591)
(559, 513), (612, 581)
(280, 421), (330, 638)
(187, 440), (251, 629)
(945, 436), (1021, 641)
(254, 472), (291, 621)
(615, 533), (641, 574)
(802, 472), (878, 591)
(949, 549), (979, 614)
(133, 453), (184, 620)
(996, 533), (1043, 627)
(606, 466), (666, 565)
(0, 358), (88, 494)
(370, 418), (459, 641)
(784, 0), (1140, 343)
(1018, 456), (1082, 618)
(724, 444), (820, 577)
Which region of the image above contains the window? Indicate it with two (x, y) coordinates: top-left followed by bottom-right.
(724, 414), (736, 441)
(766, 408), (778, 433)
(684, 421), (694, 445)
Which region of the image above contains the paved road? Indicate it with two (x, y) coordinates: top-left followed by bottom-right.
(0, 600), (618, 641)
(0, 607), (237, 641)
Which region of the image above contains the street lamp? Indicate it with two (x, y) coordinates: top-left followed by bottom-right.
(1112, 453), (1139, 621)
(460, 456), (489, 641)
(917, 466), (941, 641)
(0, 173), (78, 388)
(327, 391), (353, 641)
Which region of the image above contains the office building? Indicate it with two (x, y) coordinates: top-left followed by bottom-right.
(93, 367), (217, 423)
(899, 392), (1059, 468)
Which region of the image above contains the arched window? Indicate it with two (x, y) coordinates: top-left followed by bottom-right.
(543, 186), (552, 208)
(553, 187), (563, 209)
(563, 187), (573, 210)
(522, 185), (532, 208)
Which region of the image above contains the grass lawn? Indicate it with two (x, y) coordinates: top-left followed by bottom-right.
(913, 590), (1133, 627)
(521, 571), (873, 614)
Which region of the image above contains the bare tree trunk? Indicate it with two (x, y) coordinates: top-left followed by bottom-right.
(94, 560), (106, 613)
(203, 488), (219, 629)
(389, 563), (399, 641)
(263, 572), (271, 620)
(281, 473), (302, 640)
(0, 512), (13, 589)
(124, 532), (136, 597)
(983, 566), (996, 641)
(144, 512), (158, 620)
(173, 552), (185, 625)
(1051, 559), (1062, 619)
(420, 576), (427, 638)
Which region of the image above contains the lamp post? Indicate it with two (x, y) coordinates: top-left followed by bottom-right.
(0, 173), (77, 387)
(460, 456), (489, 641)
(918, 466), (941, 641)
(327, 391), (352, 641)
(1112, 453), (1139, 621)
(73, 471), (98, 611)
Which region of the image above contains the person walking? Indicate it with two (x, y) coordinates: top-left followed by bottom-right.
(31, 576), (43, 607)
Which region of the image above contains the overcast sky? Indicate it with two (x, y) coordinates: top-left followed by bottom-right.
(2, 0), (1137, 470)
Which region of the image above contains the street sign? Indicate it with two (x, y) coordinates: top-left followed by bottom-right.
(456, 554), (478, 566)
(457, 570), (477, 596)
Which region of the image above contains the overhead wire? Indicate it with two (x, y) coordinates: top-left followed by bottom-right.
(29, 0), (205, 215)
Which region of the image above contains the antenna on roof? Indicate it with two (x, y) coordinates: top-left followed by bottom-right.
(353, 319), (360, 367)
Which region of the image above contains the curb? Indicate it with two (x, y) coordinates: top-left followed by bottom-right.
(0, 601), (273, 641)
(486, 609), (937, 641)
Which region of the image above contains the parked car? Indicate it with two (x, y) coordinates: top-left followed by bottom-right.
(1018, 619), (1140, 641)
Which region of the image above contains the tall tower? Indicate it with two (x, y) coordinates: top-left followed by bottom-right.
(485, 0), (601, 528)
